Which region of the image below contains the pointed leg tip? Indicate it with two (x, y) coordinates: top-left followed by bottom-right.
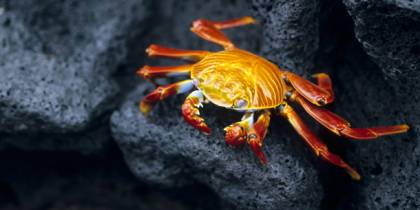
(311, 73), (320, 78)
(139, 101), (152, 115)
(342, 163), (361, 181)
(244, 16), (257, 24)
(401, 124), (410, 131)
(385, 124), (410, 133)
(186, 119), (211, 135)
(201, 126), (212, 135)
(259, 157), (268, 165)
(136, 66), (150, 78)
(367, 124), (411, 138)
(145, 44), (157, 56)
(348, 169), (361, 181)
(248, 137), (267, 166)
(311, 73), (328, 78)
(140, 109), (151, 116)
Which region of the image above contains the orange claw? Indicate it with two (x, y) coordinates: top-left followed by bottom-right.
(224, 113), (254, 147)
(295, 95), (409, 140)
(248, 112), (271, 165)
(285, 72), (334, 106)
(182, 90), (211, 134)
(224, 124), (247, 147)
(312, 73), (334, 97)
(278, 103), (361, 180)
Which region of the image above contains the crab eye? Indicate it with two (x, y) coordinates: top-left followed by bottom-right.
(234, 99), (248, 108)
(317, 97), (326, 105)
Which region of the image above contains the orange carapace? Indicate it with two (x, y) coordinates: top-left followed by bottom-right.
(137, 16), (409, 180)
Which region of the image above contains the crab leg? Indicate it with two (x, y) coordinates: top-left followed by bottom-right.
(137, 65), (192, 80)
(294, 95), (409, 139)
(190, 16), (256, 49)
(182, 90), (211, 134)
(247, 111), (271, 165)
(284, 72), (334, 106)
(140, 80), (194, 115)
(277, 103), (361, 180)
(146, 44), (210, 61)
(208, 16), (257, 29)
(224, 112), (254, 147)
(312, 73), (334, 97)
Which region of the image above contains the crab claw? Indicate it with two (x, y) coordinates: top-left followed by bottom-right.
(224, 124), (247, 147)
(182, 91), (211, 134)
(248, 133), (268, 165)
(247, 112), (271, 165)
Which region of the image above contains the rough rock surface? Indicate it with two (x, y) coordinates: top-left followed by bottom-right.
(251, 0), (320, 75)
(0, 0), (149, 133)
(339, 1), (420, 209)
(343, 0), (420, 78)
(111, 85), (323, 210)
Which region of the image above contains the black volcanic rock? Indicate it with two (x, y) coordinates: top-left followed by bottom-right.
(343, 0), (420, 78)
(335, 1), (420, 209)
(111, 85), (323, 210)
(251, 0), (320, 75)
(0, 0), (149, 133)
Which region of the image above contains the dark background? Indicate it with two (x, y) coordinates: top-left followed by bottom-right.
(0, 0), (419, 209)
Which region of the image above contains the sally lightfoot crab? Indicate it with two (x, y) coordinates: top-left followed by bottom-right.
(137, 16), (409, 180)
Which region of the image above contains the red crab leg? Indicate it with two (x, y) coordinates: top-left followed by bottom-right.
(294, 95), (409, 139)
(209, 16), (256, 29)
(190, 16), (256, 49)
(146, 44), (210, 61)
(277, 103), (361, 180)
(312, 73), (334, 97)
(248, 111), (271, 165)
(224, 112), (254, 147)
(137, 65), (192, 80)
(140, 80), (194, 115)
(182, 90), (211, 134)
(284, 72), (334, 106)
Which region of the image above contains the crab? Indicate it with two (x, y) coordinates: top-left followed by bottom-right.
(137, 16), (409, 180)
